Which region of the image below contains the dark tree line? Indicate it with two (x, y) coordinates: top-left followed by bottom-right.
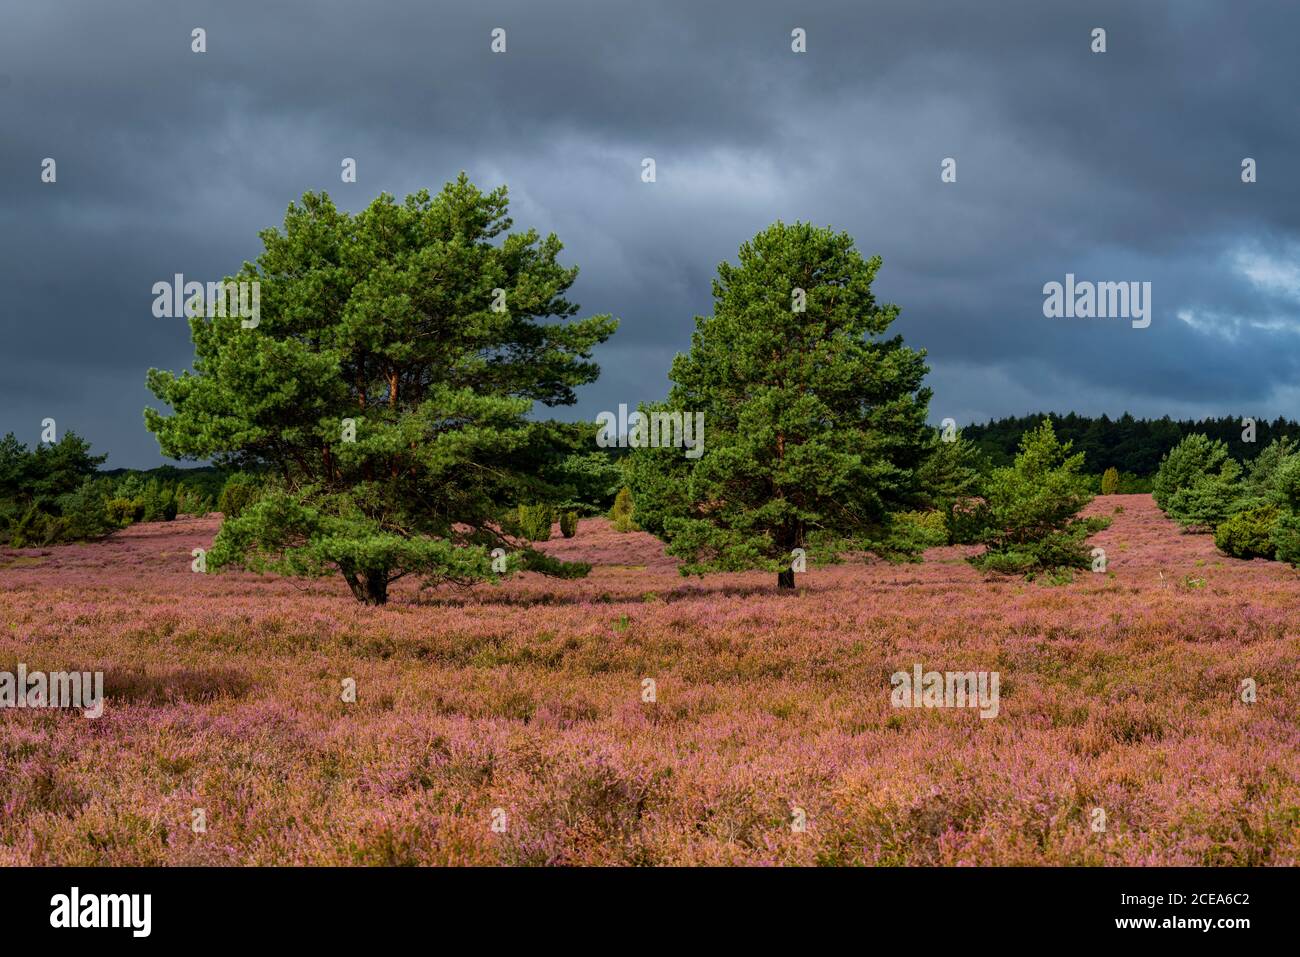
(961, 413), (1300, 476)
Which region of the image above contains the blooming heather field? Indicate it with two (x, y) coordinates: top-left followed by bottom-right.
(0, 494), (1297, 865)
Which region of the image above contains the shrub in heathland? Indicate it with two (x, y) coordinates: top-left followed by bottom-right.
(970, 420), (1104, 576)
(57, 478), (115, 541)
(106, 497), (142, 527)
(1101, 467), (1120, 495)
(1165, 459), (1243, 530)
(914, 434), (989, 544)
(218, 474), (262, 521)
(1266, 456), (1300, 565)
(1239, 437), (1299, 509)
(610, 487), (637, 533)
(1215, 505), (1278, 560)
(517, 503), (554, 542)
(9, 505), (44, 548)
(1152, 434), (1230, 511)
(888, 510), (949, 551)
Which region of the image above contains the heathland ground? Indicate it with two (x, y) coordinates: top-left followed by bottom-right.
(0, 494), (1296, 865)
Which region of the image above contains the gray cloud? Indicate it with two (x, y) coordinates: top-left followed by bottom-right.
(1, 0), (1297, 466)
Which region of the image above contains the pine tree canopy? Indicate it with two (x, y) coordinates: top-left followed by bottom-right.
(145, 174), (617, 603)
(626, 221), (932, 589)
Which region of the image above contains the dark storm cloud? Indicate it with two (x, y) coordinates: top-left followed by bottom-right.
(1, 0), (1297, 466)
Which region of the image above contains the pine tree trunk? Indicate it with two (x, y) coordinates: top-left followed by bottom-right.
(343, 568), (390, 605)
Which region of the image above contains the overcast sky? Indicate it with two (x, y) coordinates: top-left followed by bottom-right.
(2, 0), (1298, 468)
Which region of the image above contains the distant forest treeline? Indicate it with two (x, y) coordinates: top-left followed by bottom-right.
(100, 413), (1300, 482)
(962, 413), (1300, 475)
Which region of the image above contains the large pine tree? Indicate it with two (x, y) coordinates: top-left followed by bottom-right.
(627, 221), (932, 588)
(146, 175), (616, 603)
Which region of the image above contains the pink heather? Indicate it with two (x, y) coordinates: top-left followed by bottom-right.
(0, 494), (1296, 865)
